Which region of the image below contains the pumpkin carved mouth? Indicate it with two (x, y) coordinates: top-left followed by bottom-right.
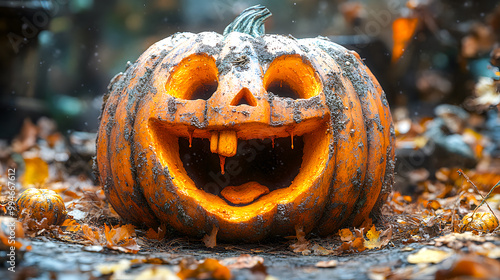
(149, 120), (326, 206)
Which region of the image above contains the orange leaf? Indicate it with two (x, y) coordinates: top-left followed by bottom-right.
(60, 219), (81, 232)
(82, 224), (100, 245)
(351, 237), (366, 252)
(392, 17), (419, 63)
(339, 228), (354, 242)
(290, 225), (311, 255)
(145, 224), (167, 240)
(178, 258), (231, 280)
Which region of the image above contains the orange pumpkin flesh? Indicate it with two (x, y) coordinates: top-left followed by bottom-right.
(96, 5), (395, 241)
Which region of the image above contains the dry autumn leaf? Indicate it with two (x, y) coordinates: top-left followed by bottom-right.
(60, 219), (81, 232)
(435, 255), (500, 280)
(80, 224), (140, 253)
(11, 118), (37, 153)
(177, 258), (231, 280)
(289, 226), (311, 255)
(407, 248), (452, 264)
(315, 260), (338, 268)
(0, 216), (27, 250)
(202, 226), (218, 248)
(339, 228), (354, 242)
(220, 254), (265, 270)
(134, 266), (178, 280)
(364, 225), (393, 250)
(22, 157), (49, 186)
(145, 223), (167, 240)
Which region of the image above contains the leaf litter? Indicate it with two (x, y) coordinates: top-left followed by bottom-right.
(1, 112), (500, 279)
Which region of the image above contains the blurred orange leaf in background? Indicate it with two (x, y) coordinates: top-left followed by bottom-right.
(177, 258), (231, 280)
(22, 157), (49, 186)
(392, 17), (419, 63)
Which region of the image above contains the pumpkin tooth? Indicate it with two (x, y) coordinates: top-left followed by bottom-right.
(210, 131), (219, 154)
(290, 131), (294, 149)
(217, 130), (237, 157)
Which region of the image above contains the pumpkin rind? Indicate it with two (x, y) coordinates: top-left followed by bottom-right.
(16, 188), (67, 225)
(96, 5), (395, 241)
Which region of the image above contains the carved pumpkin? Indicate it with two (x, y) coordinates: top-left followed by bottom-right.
(96, 5), (395, 242)
(16, 188), (67, 226)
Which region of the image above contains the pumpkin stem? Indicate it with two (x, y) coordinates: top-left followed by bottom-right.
(223, 5), (272, 37)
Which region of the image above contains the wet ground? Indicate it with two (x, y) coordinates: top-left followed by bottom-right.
(2, 237), (461, 280)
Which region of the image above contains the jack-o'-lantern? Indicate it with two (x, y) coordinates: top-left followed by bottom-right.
(96, 5), (395, 242)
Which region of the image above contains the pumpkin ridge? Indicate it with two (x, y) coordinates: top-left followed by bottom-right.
(298, 40), (368, 233)
(353, 60), (392, 225)
(312, 40), (389, 228)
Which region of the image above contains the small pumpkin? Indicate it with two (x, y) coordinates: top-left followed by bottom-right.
(96, 5), (395, 242)
(16, 188), (67, 226)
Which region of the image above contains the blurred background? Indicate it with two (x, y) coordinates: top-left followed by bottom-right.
(1, 0), (500, 191)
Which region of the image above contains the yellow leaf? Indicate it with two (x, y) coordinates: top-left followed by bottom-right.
(364, 225), (381, 249)
(407, 248), (452, 264)
(22, 157), (49, 186)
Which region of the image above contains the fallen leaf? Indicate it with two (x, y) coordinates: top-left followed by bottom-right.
(407, 248), (452, 264)
(177, 258), (230, 280)
(145, 223), (167, 240)
(0, 216), (28, 250)
(96, 259), (131, 275)
(134, 266), (178, 280)
(435, 255), (500, 280)
(290, 226), (311, 255)
(220, 254), (265, 269)
(60, 218), (81, 232)
(311, 244), (335, 255)
(12, 118), (37, 153)
(22, 157), (49, 186)
(82, 224), (100, 245)
(315, 260), (338, 268)
(202, 226), (218, 248)
(104, 224), (140, 253)
(364, 225), (392, 250)
(339, 228), (354, 242)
